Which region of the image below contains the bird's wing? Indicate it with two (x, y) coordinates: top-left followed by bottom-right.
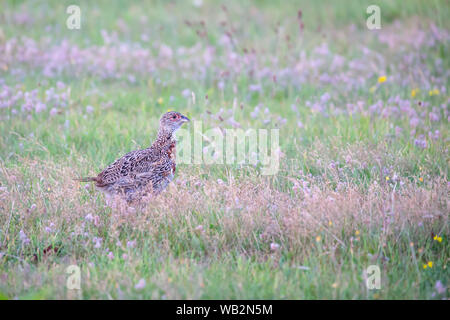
(95, 148), (160, 187)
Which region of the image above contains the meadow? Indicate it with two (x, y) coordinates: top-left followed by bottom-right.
(0, 0), (448, 299)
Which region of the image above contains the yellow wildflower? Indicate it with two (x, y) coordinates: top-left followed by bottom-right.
(419, 177), (423, 182)
(429, 88), (440, 96)
(328, 221), (333, 226)
(315, 236), (321, 242)
(378, 76), (387, 83)
(331, 282), (338, 288)
(423, 264), (427, 269)
(355, 230), (360, 236)
(428, 261), (433, 268)
(157, 97), (164, 104)
(434, 235), (443, 243)
(385, 176), (390, 181)
(411, 88), (418, 98)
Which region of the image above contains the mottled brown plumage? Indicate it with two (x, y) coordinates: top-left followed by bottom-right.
(78, 111), (189, 202)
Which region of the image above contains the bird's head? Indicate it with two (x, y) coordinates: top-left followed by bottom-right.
(159, 111), (190, 133)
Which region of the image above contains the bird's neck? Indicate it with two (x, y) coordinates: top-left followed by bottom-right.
(154, 127), (175, 147)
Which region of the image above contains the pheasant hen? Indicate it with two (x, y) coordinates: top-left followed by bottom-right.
(78, 111), (190, 202)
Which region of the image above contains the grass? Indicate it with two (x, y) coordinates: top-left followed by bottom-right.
(0, 0), (448, 299)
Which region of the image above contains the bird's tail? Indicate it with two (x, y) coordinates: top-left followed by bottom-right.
(74, 176), (98, 183)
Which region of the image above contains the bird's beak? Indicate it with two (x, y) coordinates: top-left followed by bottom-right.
(181, 115), (190, 122)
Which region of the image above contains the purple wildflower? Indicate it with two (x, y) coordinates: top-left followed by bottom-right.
(19, 230), (30, 245)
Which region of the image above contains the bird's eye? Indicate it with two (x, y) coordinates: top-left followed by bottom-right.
(172, 115), (177, 119)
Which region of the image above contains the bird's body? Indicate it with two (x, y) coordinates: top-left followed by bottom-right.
(79, 111), (189, 203)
